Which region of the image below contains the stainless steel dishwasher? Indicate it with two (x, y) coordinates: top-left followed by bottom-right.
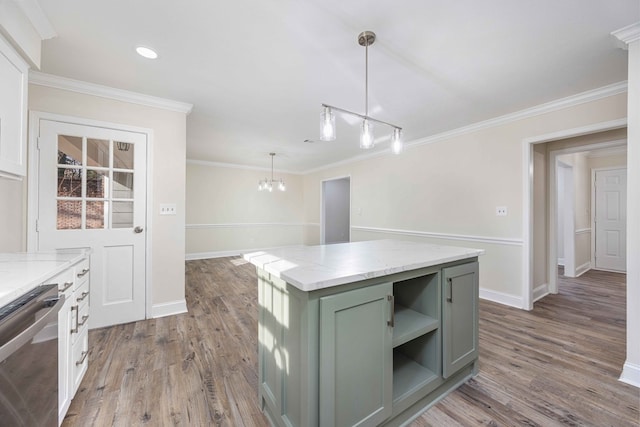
(0, 284), (64, 426)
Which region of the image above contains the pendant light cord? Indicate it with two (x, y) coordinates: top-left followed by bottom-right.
(365, 42), (369, 117)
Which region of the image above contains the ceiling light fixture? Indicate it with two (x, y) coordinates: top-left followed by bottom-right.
(320, 31), (403, 154)
(258, 153), (286, 192)
(136, 46), (158, 59)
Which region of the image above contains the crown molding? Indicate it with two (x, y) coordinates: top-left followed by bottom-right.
(305, 81), (628, 175)
(29, 71), (194, 114)
(13, 0), (57, 39)
(612, 22), (640, 46)
(186, 158), (302, 175)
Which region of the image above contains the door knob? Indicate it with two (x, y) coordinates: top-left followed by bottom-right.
(134, 226), (144, 233)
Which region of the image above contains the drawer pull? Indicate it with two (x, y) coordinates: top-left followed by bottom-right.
(447, 277), (453, 303)
(77, 268), (90, 278)
(59, 281), (73, 292)
(78, 315), (89, 327)
(76, 292), (89, 302)
(76, 350), (89, 366)
(71, 305), (81, 333)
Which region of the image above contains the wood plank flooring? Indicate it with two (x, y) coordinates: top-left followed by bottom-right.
(63, 259), (639, 426)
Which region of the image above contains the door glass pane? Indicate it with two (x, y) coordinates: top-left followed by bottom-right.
(57, 200), (82, 229)
(86, 139), (110, 167)
(58, 135), (83, 166)
(87, 170), (110, 198)
(112, 201), (133, 228)
(114, 142), (134, 169)
(113, 172), (133, 199)
(57, 168), (82, 197)
(86, 201), (107, 229)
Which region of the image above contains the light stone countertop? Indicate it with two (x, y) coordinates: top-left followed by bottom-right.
(243, 239), (484, 292)
(0, 250), (89, 307)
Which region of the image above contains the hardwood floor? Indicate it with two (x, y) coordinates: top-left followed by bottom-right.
(63, 259), (639, 426)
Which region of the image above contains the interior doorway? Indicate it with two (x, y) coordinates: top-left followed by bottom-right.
(321, 177), (351, 244)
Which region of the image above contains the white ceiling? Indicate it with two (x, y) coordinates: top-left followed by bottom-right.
(36, 0), (639, 173)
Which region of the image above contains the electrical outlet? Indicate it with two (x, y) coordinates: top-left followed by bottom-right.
(496, 206), (508, 216)
(160, 204), (177, 215)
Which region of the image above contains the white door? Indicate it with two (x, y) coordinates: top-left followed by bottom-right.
(37, 119), (147, 328)
(321, 177), (350, 244)
(594, 168), (627, 272)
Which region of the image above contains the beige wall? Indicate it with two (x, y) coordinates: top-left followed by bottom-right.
(301, 93), (627, 306)
(185, 162), (305, 257)
(28, 84), (187, 309)
(0, 178), (24, 252)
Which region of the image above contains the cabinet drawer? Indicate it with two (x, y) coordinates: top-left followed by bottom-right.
(48, 268), (75, 297)
(71, 330), (89, 395)
(71, 299), (90, 345)
(74, 259), (90, 290)
(75, 279), (90, 310)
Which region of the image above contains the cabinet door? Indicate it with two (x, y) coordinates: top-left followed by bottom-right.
(442, 262), (479, 378)
(319, 282), (393, 427)
(0, 34), (28, 177)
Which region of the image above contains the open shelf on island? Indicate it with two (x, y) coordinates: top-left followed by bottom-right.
(393, 305), (439, 348)
(392, 351), (439, 403)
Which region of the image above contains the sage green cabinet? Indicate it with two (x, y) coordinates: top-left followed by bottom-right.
(319, 282), (393, 427)
(442, 262), (479, 378)
(256, 258), (479, 427)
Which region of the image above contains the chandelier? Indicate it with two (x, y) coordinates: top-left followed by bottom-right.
(320, 31), (403, 154)
(258, 153), (285, 192)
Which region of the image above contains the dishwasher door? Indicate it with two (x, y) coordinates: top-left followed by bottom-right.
(0, 285), (64, 426)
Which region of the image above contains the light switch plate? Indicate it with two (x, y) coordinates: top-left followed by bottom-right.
(160, 204), (177, 215)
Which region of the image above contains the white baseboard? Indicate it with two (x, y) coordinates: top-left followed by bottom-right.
(151, 300), (188, 318)
(575, 261), (591, 277)
(620, 362), (640, 388)
(479, 288), (524, 309)
(533, 283), (549, 302)
(557, 258), (565, 266)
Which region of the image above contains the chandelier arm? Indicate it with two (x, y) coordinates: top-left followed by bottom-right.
(321, 104), (402, 131)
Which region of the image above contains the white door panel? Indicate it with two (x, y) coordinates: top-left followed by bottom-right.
(37, 119), (147, 328)
(595, 168), (626, 272)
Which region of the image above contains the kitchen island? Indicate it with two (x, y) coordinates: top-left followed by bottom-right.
(244, 239), (483, 427)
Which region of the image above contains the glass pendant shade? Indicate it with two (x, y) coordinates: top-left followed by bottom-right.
(279, 180), (286, 191)
(391, 128), (403, 154)
(320, 107), (336, 141)
(360, 119), (374, 149)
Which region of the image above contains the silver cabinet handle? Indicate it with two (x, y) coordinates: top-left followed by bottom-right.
(134, 226), (144, 233)
(76, 350), (88, 366)
(77, 315), (89, 327)
(387, 295), (395, 327)
(77, 268), (89, 278)
(71, 305), (80, 333)
(59, 281), (73, 292)
(76, 292), (89, 302)
(447, 277), (453, 303)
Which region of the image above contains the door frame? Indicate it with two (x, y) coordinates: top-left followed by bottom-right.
(591, 166), (628, 272)
(27, 111), (154, 318)
(557, 161), (576, 279)
(320, 175), (351, 244)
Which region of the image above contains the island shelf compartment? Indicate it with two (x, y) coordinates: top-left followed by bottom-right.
(392, 331), (441, 407)
(392, 272), (440, 348)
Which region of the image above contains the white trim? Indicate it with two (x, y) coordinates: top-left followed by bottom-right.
(479, 288), (524, 309)
(187, 159), (302, 175)
(587, 147), (627, 158)
(620, 362), (640, 388)
(533, 283), (549, 302)
(557, 258), (565, 266)
(151, 300), (188, 318)
(13, 0), (57, 39)
(186, 222), (308, 229)
(186, 244), (303, 261)
(575, 228), (591, 235)
(612, 23), (640, 46)
(305, 82), (627, 175)
(29, 71), (193, 114)
(575, 262), (591, 277)
(523, 121), (628, 311)
(352, 225), (523, 246)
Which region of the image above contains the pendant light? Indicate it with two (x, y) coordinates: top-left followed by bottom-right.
(258, 153), (286, 192)
(320, 31), (403, 154)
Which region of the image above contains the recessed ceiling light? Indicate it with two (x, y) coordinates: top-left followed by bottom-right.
(136, 46), (158, 59)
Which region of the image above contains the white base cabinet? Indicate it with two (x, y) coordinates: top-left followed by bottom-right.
(257, 258), (479, 427)
(57, 256), (90, 425)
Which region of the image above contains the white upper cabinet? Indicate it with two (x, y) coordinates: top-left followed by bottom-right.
(0, 33), (29, 178)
